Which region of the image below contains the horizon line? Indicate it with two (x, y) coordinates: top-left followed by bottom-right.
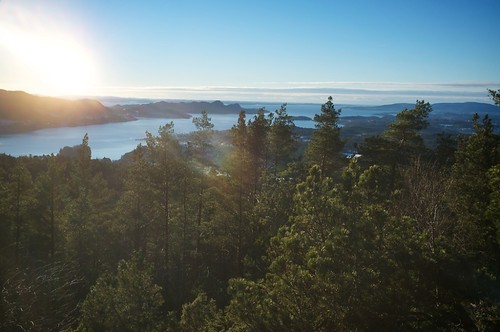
(3, 81), (499, 105)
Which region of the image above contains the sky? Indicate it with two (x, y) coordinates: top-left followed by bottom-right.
(0, 0), (499, 104)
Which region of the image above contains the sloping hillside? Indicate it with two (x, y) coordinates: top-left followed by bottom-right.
(0, 89), (131, 133)
(113, 100), (250, 118)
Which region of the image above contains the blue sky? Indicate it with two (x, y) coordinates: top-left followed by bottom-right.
(0, 0), (499, 104)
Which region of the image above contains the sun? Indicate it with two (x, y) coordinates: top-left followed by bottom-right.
(31, 35), (97, 96)
(0, 28), (98, 96)
(0, 5), (98, 96)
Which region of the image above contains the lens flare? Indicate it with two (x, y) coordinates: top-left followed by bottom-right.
(0, 1), (98, 96)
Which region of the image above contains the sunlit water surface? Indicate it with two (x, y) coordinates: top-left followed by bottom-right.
(0, 103), (390, 160)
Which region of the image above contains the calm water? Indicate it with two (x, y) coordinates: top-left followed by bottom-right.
(0, 115), (236, 160)
(0, 103), (393, 160)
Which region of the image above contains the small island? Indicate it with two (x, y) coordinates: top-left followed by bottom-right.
(291, 115), (312, 121)
(112, 99), (253, 118)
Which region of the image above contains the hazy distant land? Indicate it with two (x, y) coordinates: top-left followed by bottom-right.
(0, 89), (132, 134)
(0, 89), (498, 139)
(110, 100), (252, 119)
(0, 90), (259, 134)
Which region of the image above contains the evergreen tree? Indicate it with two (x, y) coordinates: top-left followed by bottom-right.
(306, 96), (345, 177)
(226, 111), (252, 276)
(223, 166), (385, 330)
(488, 88), (500, 105)
(451, 113), (499, 256)
(384, 100), (432, 161)
(269, 103), (298, 174)
(63, 134), (116, 284)
(6, 160), (34, 265)
(79, 254), (166, 331)
(1, 95), (499, 330)
(179, 292), (218, 332)
(115, 146), (156, 254)
(359, 100), (432, 167)
(191, 110), (215, 165)
(191, 111), (215, 253)
(145, 123), (185, 294)
(246, 108), (272, 198)
(433, 132), (457, 168)
(33, 155), (64, 261)
(448, 115), (500, 327)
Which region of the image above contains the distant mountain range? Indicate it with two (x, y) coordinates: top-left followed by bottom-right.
(0, 89), (498, 134)
(110, 100), (250, 118)
(0, 89), (131, 134)
(340, 102), (500, 117)
(0, 90), (251, 134)
(431, 102), (500, 115)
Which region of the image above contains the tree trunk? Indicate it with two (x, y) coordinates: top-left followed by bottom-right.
(196, 177), (203, 253)
(164, 179), (170, 287)
(50, 190), (55, 261)
(14, 178), (21, 265)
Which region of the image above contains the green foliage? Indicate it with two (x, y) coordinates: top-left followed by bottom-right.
(63, 135), (116, 282)
(227, 111), (251, 192)
(357, 164), (393, 205)
(488, 88), (500, 105)
(114, 146), (157, 253)
(433, 132), (457, 168)
(1, 96), (499, 331)
(486, 165), (500, 243)
(33, 156), (63, 260)
(306, 96), (345, 176)
(145, 123), (184, 283)
(451, 114), (499, 254)
(359, 100), (432, 167)
(224, 165), (383, 330)
(1, 261), (84, 331)
(180, 292), (219, 332)
(4, 160), (35, 264)
(79, 254), (165, 332)
(386, 100), (431, 141)
(246, 109), (272, 196)
(245, 163), (305, 278)
(269, 104), (298, 173)
(446, 115), (500, 329)
(222, 123), (500, 330)
(191, 110), (215, 165)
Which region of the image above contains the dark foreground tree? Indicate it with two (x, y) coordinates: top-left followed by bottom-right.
(1, 95), (499, 331)
(2, 261), (84, 331)
(306, 96), (345, 177)
(359, 100), (432, 167)
(78, 254), (166, 331)
(488, 88), (500, 105)
(269, 104), (298, 174)
(145, 123), (183, 287)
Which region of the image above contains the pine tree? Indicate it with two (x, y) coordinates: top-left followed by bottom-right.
(34, 155), (64, 260)
(246, 108), (272, 198)
(145, 123), (184, 290)
(488, 88), (500, 105)
(6, 160), (34, 264)
(80, 254), (166, 331)
(359, 100), (432, 168)
(306, 96), (345, 177)
(269, 103), (298, 174)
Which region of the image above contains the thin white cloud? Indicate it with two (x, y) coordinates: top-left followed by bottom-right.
(92, 81), (499, 105)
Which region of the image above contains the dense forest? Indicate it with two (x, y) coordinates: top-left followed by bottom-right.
(1, 96), (499, 331)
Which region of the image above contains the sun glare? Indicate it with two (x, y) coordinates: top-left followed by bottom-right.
(0, 3), (98, 96)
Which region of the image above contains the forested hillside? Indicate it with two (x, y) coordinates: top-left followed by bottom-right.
(1, 97), (499, 331)
(0, 89), (254, 134)
(113, 100), (251, 118)
(0, 90), (130, 133)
